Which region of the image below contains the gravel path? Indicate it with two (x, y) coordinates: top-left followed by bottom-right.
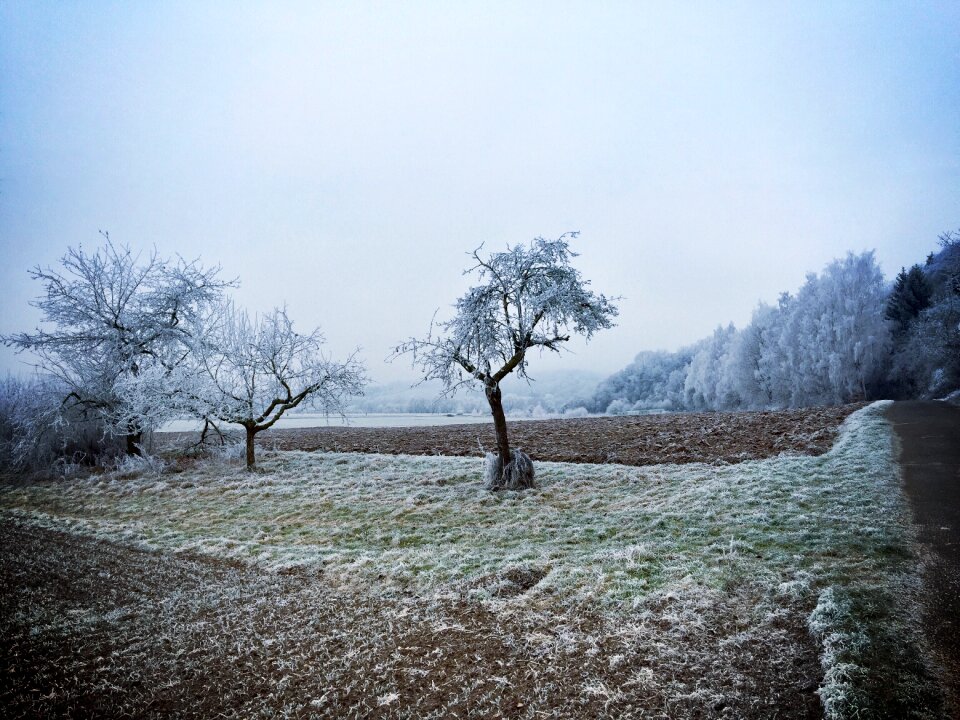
(886, 400), (960, 716)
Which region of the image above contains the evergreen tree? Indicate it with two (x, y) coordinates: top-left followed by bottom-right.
(885, 265), (931, 336)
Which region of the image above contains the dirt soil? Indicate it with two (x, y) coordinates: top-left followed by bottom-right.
(0, 518), (822, 720)
(161, 404), (865, 467)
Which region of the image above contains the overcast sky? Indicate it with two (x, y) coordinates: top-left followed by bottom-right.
(2, 1), (958, 385)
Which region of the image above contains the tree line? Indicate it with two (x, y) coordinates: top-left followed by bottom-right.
(588, 231), (960, 414)
(3, 229), (956, 485)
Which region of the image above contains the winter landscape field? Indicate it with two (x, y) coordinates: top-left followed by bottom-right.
(0, 402), (944, 718)
(3, 4), (959, 718)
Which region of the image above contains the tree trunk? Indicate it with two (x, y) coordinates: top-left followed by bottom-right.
(483, 381), (536, 491)
(125, 429), (143, 457)
(245, 425), (257, 470)
(485, 381), (511, 471)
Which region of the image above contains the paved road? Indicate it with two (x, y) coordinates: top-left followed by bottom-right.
(886, 400), (960, 714)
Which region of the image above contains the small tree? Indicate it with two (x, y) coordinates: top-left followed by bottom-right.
(191, 302), (366, 469)
(3, 235), (233, 456)
(395, 234), (618, 490)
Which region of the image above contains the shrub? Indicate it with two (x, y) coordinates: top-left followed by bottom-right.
(0, 374), (126, 474)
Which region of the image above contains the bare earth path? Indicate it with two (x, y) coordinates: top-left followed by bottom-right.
(886, 400), (960, 714)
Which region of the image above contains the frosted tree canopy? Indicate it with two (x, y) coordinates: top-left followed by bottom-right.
(397, 233), (619, 393)
(396, 233), (618, 490)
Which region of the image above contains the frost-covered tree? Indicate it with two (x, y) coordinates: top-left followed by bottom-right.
(2, 235), (232, 456)
(925, 230), (960, 296)
(753, 253), (892, 406)
(918, 233), (960, 393)
(784, 252), (891, 404)
(890, 232), (960, 396)
(718, 307), (775, 409)
(587, 349), (692, 413)
(752, 296), (793, 407)
(589, 251), (894, 412)
(395, 234), (618, 490)
(886, 265), (931, 337)
(684, 324), (737, 409)
(190, 303), (366, 469)
(0, 373), (125, 471)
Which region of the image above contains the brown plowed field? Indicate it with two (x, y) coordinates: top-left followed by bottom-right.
(162, 404), (865, 466)
(0, 518), (823, 720)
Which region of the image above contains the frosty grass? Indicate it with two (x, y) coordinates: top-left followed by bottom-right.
(0, 401), (941, 716)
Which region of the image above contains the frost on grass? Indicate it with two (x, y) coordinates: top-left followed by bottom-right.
(808, 583), (943, 720)
(0, 402), (913, 599)
(0, 401), (943, 717)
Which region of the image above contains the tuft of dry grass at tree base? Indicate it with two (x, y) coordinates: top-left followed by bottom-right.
(0, 402), (945, 718)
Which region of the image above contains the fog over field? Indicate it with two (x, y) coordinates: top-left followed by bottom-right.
(1, 2), (958, 389)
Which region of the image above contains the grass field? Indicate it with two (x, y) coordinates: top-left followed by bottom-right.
(0, 401), (945, 718)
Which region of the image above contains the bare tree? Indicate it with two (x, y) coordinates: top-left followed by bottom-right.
(191, 302), (366, 469)
(3, 235), (233, 456)
(395, 234), (618, 490)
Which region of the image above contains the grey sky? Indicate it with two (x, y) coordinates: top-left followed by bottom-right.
(2, 1), (958, 384)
